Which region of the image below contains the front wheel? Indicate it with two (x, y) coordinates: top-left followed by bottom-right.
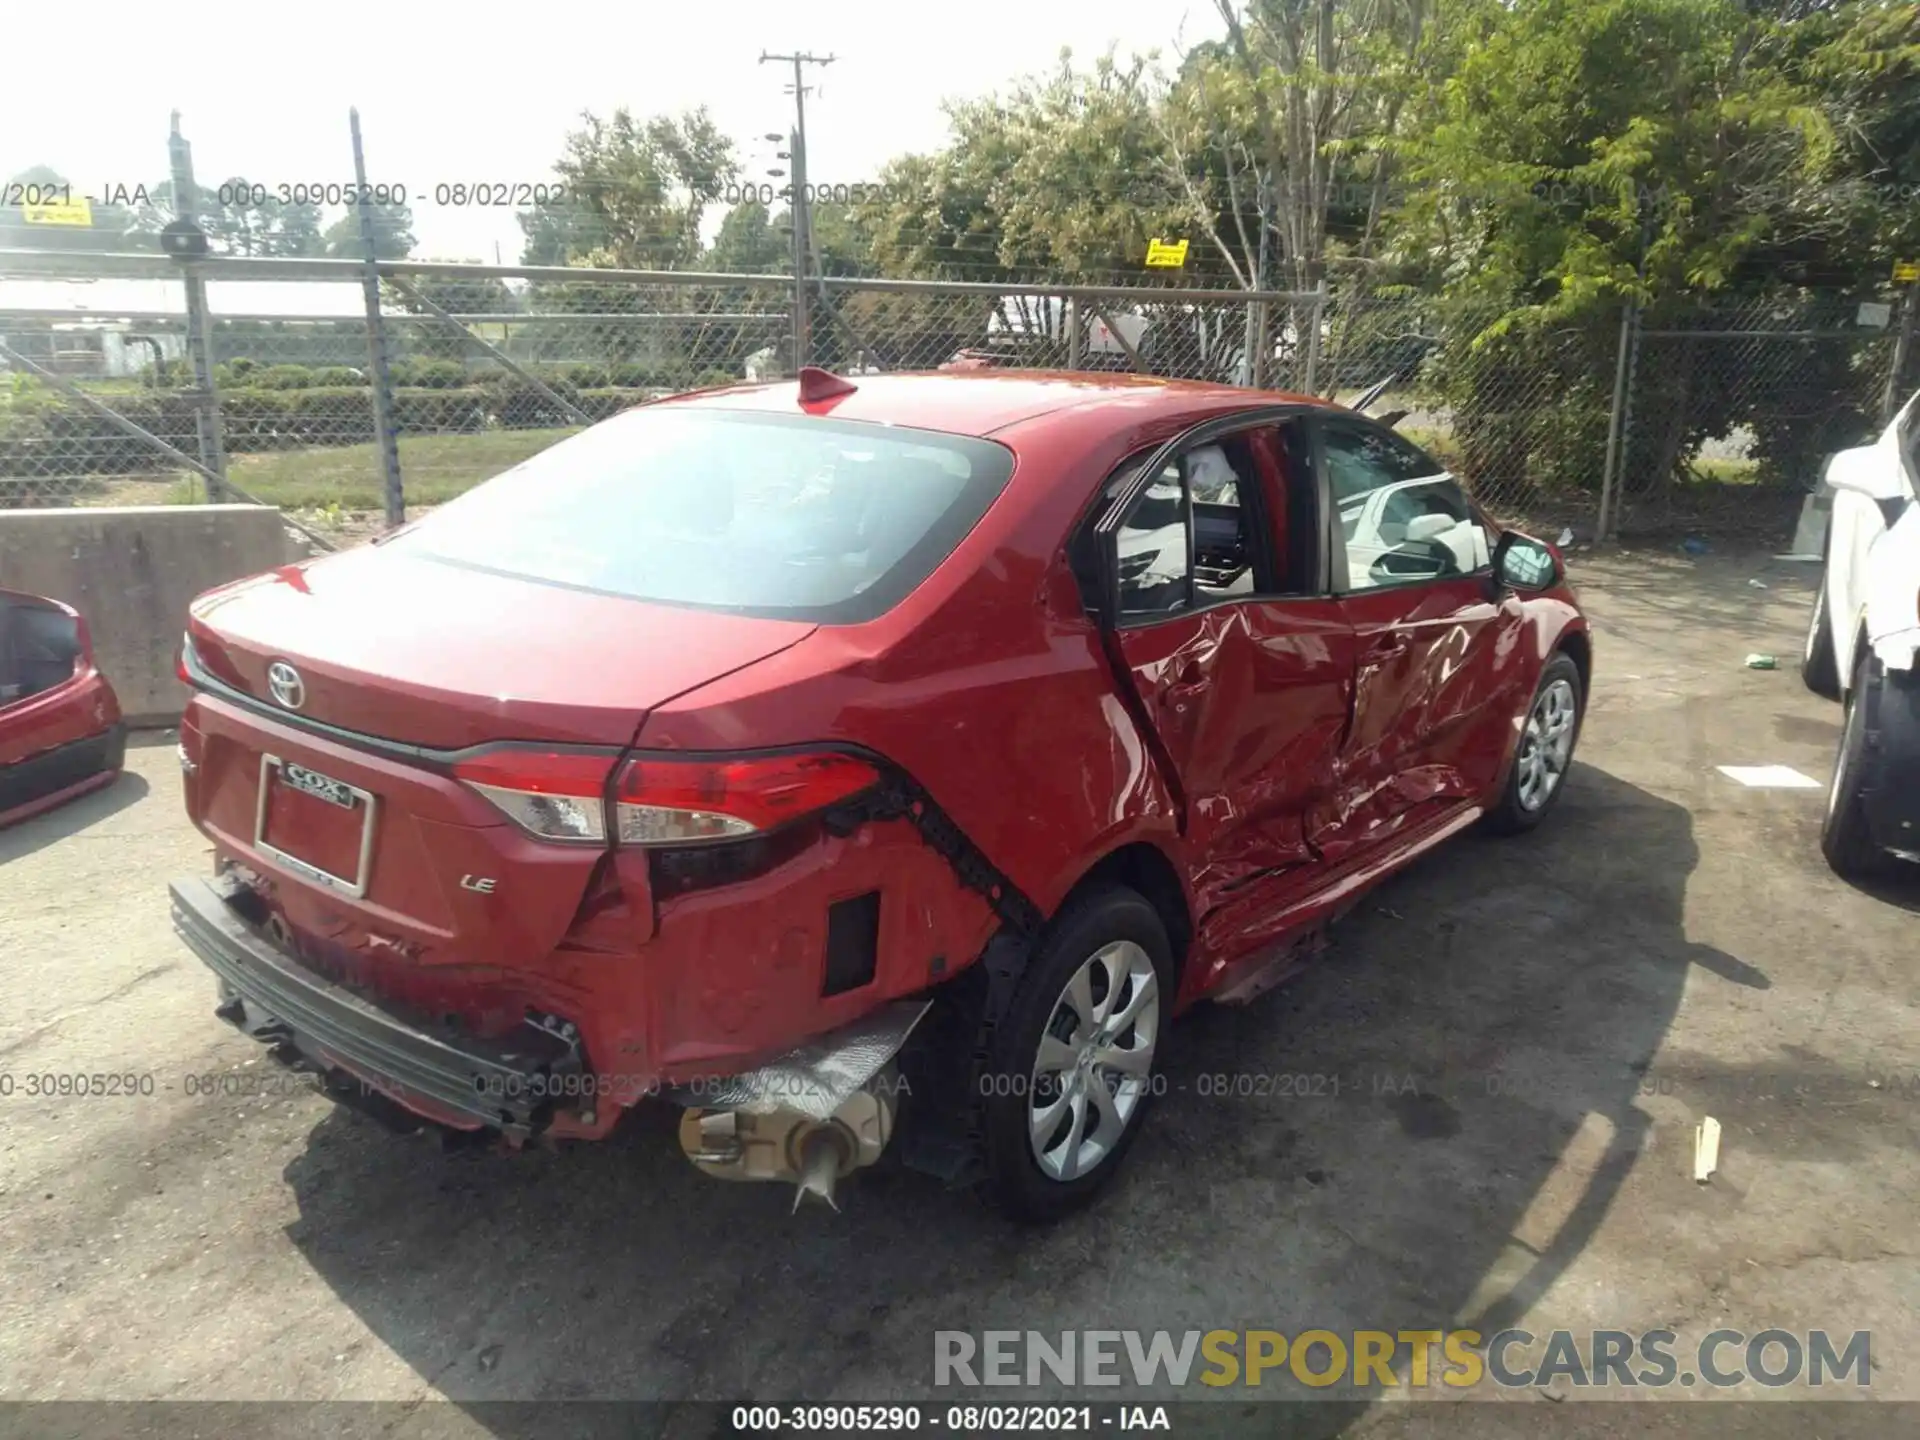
(980, 887), (1173, 1223)
(1484, 652), (1585, 835)
(1822, 652), (1894, 881)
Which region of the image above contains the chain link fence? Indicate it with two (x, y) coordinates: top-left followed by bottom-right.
(2, 249), (1910, 552)
(1612, 293), (1905, 541)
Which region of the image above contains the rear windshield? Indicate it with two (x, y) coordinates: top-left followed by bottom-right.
(391, 408), (1017, 623)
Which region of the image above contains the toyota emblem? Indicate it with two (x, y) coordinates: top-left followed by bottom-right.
(266, 661), (306, 711)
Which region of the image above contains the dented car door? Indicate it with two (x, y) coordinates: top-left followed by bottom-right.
(1310, 417), (1524, 861)
(1097, 420), (1355, 942)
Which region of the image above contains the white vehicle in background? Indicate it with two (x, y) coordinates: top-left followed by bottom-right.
(1802, 389), (1920, 879)
(986, 297), (1146, 364)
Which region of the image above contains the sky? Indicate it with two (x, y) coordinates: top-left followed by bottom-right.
(4, 0), (1224, 264)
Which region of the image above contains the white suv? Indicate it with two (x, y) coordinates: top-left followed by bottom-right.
(1803, 389), (1920, 878)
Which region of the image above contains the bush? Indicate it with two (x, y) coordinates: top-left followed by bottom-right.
(407, 359), (470, 390)
(312, 366), (363, 386)
(225, 357), (258, 379)
(577, 387), (651, 421)
(562, 363), (612, 388)
(219, 388), (298, 448)
(392, 385), (493, 434)
(488, 377), (584, 428)
(253, 364), (317, 390)
(693, 368), (738, 390)
(280, 387), (376, 444)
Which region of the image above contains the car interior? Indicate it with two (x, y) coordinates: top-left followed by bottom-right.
(1106, 423), (1325, 617)
(0, 596), (83, 711)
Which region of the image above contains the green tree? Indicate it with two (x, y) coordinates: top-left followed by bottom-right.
(522, 107), (737, 269)
(706, 198), (789, 274)
(129, 178), (327, 257)
(322, 203), (416, 260)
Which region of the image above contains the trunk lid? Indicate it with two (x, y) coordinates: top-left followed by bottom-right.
(180, 550), (814, 1007)
(188, 548), (817, 750)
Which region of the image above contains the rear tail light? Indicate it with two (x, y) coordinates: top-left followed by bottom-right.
(453, 748), (882, 847)
(453, 750), (616, 844)
(175, 632), (194, 685)
(614, 752), (881, 845)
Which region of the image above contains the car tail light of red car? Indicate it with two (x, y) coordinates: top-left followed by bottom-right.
(451, 749), (617, 843)
(452, 747), (882, 848)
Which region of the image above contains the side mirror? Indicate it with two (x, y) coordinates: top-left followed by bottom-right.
(1822, 447), (1906, 504)
(1493, 532), (1561, 594)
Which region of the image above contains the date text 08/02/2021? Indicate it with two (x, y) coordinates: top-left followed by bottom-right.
(84, 181), (571, 210)
(728, 1405), (1168, 1432)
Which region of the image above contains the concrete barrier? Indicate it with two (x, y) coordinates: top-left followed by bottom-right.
(0, 505), (289, 724)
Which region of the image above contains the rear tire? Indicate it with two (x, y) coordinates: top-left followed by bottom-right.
(1802, 568), (1841, 701)
(1822, 651), (1894, 881)
(980, 887), (1173, 1223)
(1484, 652), (1584, 836)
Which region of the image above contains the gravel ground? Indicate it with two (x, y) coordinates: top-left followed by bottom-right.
(0, 549), (1914, 1438)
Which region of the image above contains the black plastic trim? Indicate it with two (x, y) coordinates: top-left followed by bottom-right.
(0, 723), (125, 816)
(171, 874), (580, 1140)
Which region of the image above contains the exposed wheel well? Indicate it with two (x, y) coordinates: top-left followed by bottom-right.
(1557, 627), (1592, 699)
(1058, 842), (1193, 970)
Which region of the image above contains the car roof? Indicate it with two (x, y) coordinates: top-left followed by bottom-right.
(650, 369), (1335, 439)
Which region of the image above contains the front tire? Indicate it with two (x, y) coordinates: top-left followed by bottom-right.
(980, 887), (1173, 1223)
(1802, 569), (1841, 700)
(1484, 652), (1584, 835)
(1822, 651), (1893, 880)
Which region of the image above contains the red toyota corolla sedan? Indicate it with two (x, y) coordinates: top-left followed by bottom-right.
(1, 587), (125, 829)
(170, 368), (1589, 1220)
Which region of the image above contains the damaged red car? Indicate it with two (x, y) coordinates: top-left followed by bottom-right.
(1, 587), (125, 829)
(170, 368), (1589, 1220)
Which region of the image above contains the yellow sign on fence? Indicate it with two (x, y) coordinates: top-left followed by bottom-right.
(1145, 237), (1190, 269)
(1893, 259), (1920, 284)
(22, 198), (94, 227)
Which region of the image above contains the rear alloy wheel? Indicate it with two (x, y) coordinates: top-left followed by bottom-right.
(1822, 651), (1894, 881)
(981, 887), (1172, 1222)
(1802, 568), (1841, 700)
(1484, 652), (1584, 835)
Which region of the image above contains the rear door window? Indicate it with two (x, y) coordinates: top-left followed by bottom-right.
(392, 409), (1016, 623)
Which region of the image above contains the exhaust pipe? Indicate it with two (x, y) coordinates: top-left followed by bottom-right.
(677, 1064), (900, 1210)
(671, 1000), (929, 1209)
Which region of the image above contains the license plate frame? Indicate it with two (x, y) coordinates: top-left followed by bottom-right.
(253, 753), (378, 899)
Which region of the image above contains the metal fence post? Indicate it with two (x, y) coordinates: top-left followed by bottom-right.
(1597, 297), (1638, 544)
(1249, 299), (1271, 389)
(349, 108), (405, 529)
(167, 114), (228, 503)
(1066, 298), (1084, 371)
(1598, 300), (1644, 544)
(1302, 285), (1328, 396)
(1884, 283), (1917, 425)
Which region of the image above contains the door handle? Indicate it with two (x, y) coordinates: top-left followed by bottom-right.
(1162, 661), (1205, 715)
(1364, 632), (1411, 663)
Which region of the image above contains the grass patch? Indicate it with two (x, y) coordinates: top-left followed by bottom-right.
(169, 427), (580, 509)
(1685, 455), (1761, 486)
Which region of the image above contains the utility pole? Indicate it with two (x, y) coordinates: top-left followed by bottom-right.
(760, 50), (834, 369)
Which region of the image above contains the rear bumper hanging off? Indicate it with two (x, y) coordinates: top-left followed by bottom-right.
(169, 874), (579, 1140)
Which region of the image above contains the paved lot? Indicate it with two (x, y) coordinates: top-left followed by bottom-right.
(0, 550), (1915, 1435)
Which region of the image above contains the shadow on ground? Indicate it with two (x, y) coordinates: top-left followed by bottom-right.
(273, 761), (1742, 1434)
